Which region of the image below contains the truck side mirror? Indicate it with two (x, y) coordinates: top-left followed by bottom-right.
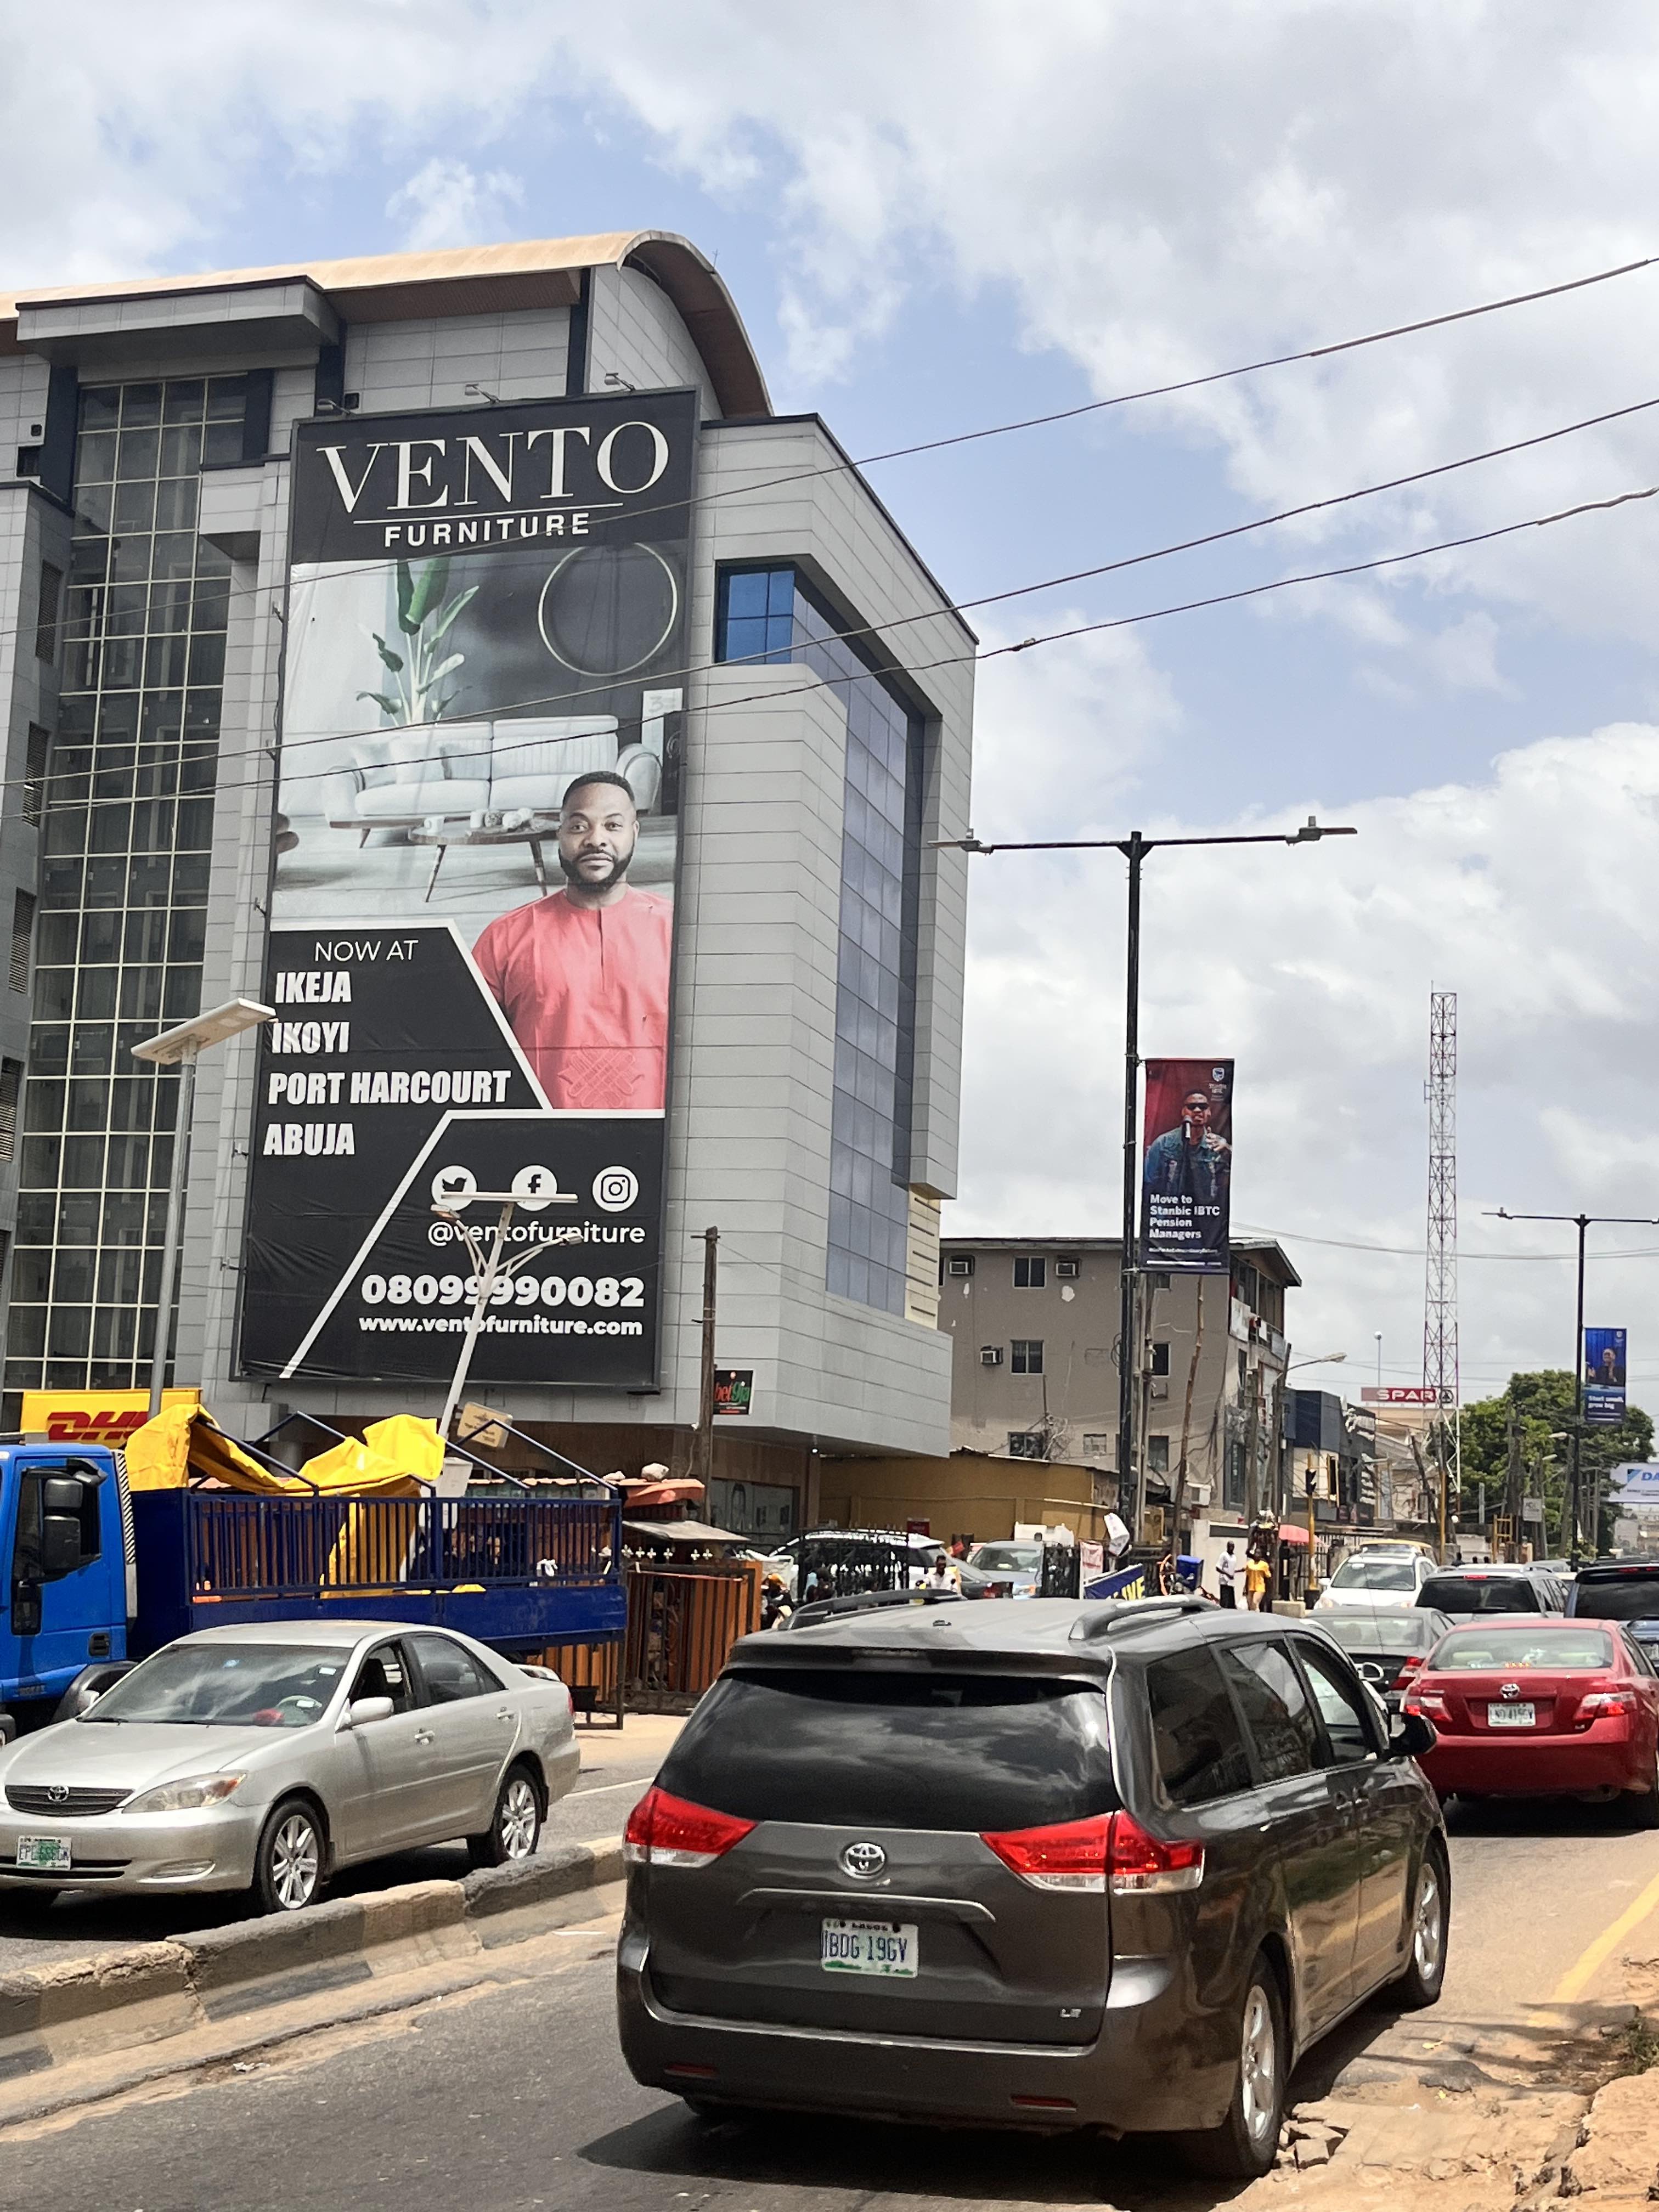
(40, 1515), (84, 1578)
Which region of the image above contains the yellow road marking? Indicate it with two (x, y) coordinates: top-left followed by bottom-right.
(1550, 1862), (1659, 2003)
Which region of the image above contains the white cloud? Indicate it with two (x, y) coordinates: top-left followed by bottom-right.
(387, 159), (523, 252)
(945, 709), (1659, 1400)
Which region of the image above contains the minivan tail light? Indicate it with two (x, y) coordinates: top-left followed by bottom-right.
(1392, 1654), (1425, 1690)
(1104, 1810), (1205, 1895)
(980, 1812), (1109, 1891)
(623, 1786), (755, 1868)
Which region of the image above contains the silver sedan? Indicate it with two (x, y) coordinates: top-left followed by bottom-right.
(0, 1620), (581, 1912)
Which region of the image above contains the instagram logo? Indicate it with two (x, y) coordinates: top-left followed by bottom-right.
(592, 1166), (639, 1214)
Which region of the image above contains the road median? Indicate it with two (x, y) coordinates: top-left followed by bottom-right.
(0, 1836), (622, 2091)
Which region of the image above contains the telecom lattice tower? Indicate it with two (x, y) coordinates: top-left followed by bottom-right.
(1424, 990), (1460, 1521)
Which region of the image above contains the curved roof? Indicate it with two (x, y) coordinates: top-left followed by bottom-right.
(0, 230), (770, 417)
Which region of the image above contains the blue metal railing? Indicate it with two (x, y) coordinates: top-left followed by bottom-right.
(182, 1491), (620, 1602)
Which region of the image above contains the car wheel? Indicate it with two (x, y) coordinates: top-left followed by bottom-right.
(468, 1764), (543, 1869)
(253, 1797), (326, 1914)
(1180, 1954), (1287, 2180)
(1393, 1843), (1450, 2008)
(1628, 1770), (1659, 1829)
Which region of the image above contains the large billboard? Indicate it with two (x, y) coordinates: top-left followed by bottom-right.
(240, 390), (698, 1389)
(1140, 1058), (1233, 1273)
(1585, 1325), (1628, 1427)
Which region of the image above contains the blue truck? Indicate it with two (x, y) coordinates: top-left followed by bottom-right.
(0, 1440), (626, 1739)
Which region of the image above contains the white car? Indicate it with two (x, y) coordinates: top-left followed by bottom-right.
(1314, 1549), (1436, 1613)
(0, 1620), (580, 1913)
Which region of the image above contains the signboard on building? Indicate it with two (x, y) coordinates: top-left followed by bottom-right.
(1611, 1463), (1659, 1499)
(713, 1369), (754, 1419)
(240, 390), (698, 1389)
(1359, 1385), (1442, 1405)
(20, 1389), (200, 1445)
(1585, 1326), (1628, 1427)
(1139, 1058), (1233, 1273)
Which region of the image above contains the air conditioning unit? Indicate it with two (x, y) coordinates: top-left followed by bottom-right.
(979, 1345), (1003, 1367)
(1054, 1256), (1079, 1279)
(947, 1255), (974, 1277)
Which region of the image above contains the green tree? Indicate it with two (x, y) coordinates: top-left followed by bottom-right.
(1458, 1371), (1652, 1553)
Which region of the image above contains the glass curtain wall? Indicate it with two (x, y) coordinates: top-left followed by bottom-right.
(715, 568), (926, 1316)
(4, 377), (242, 1397)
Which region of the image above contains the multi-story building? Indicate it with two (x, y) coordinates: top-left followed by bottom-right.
(0, 233), (975, 1541)
(939, 1234), (1299, 1541)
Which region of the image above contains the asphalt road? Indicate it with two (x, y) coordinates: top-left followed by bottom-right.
(0, 1735), (664, 1970)
(8, 1797), (1659, 2212)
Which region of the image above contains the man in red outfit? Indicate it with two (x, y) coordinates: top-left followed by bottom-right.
(471, 770), (672, 1110)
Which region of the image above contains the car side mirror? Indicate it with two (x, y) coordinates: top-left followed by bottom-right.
(341, 1695), (394, 1730)
(40, 1514), (84, 1578)
(1389, 1710), (1437, 1761)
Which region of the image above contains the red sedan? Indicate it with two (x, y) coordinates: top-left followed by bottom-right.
(1404, 1616), (1659, 1819)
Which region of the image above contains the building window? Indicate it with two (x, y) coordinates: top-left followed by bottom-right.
(1011, 1338), (1043, 1376)
(1147, 1435), (1170, 1474)
(1008, 1431), (1046, 1460)
(716, 566), (927, 1317)
(1082, 1432), (1111, 1461)
(9, 893), (35, 992)
(1150, 1340), (1171, 1377)
(35, 561), (63, 665)
(1013, 1255), (1046, 1288)
(22, 726), (50, 827)
(10, 375), (242, 1396)
(1224, 1439), (1247, 1510)
(0, 1060), (20, 1160)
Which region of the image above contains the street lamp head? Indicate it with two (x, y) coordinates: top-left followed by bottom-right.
(1286, 816), (1358, 845)
(131, 997), (274, 1066)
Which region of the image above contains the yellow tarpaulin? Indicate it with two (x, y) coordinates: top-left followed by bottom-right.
(124, 1404), (444, 1500)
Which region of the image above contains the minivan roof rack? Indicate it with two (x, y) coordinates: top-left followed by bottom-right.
(1069, 1596), (1212, 1641)
(782, 1588), (963, 1631)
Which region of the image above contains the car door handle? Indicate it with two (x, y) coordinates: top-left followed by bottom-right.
(415, 1730), (436, 1746)
(495, 1709), (514, 1723)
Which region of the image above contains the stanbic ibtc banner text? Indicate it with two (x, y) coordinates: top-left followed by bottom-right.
(239, 388), (698, 1387)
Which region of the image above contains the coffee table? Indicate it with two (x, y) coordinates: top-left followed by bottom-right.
(405, 814), (562, 902)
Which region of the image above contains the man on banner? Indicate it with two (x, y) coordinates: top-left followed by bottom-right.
(1141, 1062), (1233, 1268)
(472, 770), (672, 1110)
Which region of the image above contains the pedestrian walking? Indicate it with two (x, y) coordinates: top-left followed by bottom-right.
(1216, 1541), (1239, 1609)
(1104, 1506), (1131, 1571)
(926, 1554), (955, 1593)
(1243, 1553), (1271, 1611)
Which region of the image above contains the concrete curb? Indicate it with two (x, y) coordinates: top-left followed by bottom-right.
(0, 1836), (622, 2085)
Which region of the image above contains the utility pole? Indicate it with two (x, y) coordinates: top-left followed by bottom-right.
(691, 1226), (719, 1489)
(935, 816), (1357, 1551)
(1504, 1401), (1523, 1564)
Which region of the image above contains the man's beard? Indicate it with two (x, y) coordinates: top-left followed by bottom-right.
(559, 838), (636, 890)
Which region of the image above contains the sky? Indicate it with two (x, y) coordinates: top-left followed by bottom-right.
(7, 0), (1659, 1408)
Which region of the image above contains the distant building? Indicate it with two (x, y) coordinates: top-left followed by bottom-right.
(938, 1235), (1299, 1537)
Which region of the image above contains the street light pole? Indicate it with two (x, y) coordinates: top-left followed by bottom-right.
(1488, 1206), (1659, 1560)
(940, 815), (1356, 1544)
(132, 997), (274, 1420)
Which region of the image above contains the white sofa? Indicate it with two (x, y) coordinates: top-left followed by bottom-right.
(321, 716), (663, 840)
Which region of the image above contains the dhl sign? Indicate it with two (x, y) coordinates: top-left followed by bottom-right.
(19, 1388), (200, 1446)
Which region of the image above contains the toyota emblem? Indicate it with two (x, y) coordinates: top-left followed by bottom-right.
(840, 1840), (887, 1880)
(46, 1784), (69, 1804)
(1499, 1681), (1521, 1700)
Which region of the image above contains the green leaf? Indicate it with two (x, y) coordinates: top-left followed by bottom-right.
(426, 652), (465, 685)
(405, 557), (451, 630)
(356, 690), (403, 717)
(371, 632), (405, 673)
(425, 584), (480, 645)
(395, 561), (418, 635)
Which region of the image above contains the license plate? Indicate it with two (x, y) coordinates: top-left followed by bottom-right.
(1488, 1703), (1536, 1728)
(16, 1835), (71, 1871)
(821, 1918), (918, 1977)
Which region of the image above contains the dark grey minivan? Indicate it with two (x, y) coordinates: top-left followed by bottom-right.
(617, 1596), (1448, 2177)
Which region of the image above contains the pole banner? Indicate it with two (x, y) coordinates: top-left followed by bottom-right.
(1140, 1058), (1234, 1274)
(1585, 1325), (1628, 1427)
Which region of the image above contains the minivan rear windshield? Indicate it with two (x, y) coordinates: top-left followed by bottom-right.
(657, 1668), (1116, 1832)
(1571, 1575), (1659, 1623)
(1420, 1576), (1541, 1614)
(1321, 1614), (1443, 1655)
